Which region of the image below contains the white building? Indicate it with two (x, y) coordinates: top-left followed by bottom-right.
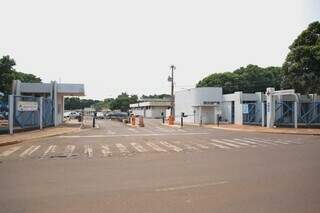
(175, 87), (222, 124)
(175, 87), (320, 128)
(11, 80), (85, 126)
(130, 100), (171, 118)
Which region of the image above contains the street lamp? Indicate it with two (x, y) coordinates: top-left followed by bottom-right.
(168, 65), (176, 117)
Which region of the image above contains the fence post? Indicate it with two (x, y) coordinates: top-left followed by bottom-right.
(39, 97), (43, 129)
(294, 101), (298, 128)
(9, 95), (14, 134)
(181, 112), (184, 127)
(261, 102), (265, 127)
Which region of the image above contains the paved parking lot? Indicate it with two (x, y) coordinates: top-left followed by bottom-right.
(0, 119), (320, 213)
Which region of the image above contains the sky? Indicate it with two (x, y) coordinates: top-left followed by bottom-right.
(1, 0), (319, 100)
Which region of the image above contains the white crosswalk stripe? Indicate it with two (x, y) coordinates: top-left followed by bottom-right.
(116, 143), (130, 153)
(195, 143), (210, 149)
(211, 139), (241, 148)
(130, 143), (148, 152)
(65, 145), (76, 158)
(159, 141), (183, 152)
(0, 146), (22, 157)
(146, 142), (167, 152)
(84, 145), (93, 158)
(233, 138), (266, 147)
(209, 142), (230, 149)
(40, 145), (56, 159)
(244, 137), (285, 145)
(223, 139), (255, 147)
(173, 141), (199, 151)
(101, 145), (112, 156)
(19, 145), (41, 158)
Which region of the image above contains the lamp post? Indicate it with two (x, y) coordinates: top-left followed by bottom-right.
(168, 65), (176, 117)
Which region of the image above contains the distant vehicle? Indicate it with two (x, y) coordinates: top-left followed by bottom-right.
(96, 112), (105, 119)
(106, 112), (128, 120)
(64, 111), (81, 119)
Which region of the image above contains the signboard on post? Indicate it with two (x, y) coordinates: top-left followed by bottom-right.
(242, 104), (249, 114)
(17, 101), (38, 111)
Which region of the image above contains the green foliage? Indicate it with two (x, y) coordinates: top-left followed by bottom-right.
(64, 97), (100, 110)
(141, 94), (171, 99)
(108, 93), (138, 112)
(197, 65), (282, 94)
(0, 55), (41, 96)
(282, 21), (320, 94)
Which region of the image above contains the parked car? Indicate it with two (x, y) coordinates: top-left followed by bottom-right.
(64, 111), (81, 119)
(106, 112), (128, 120)
(96, 112), (105, 119)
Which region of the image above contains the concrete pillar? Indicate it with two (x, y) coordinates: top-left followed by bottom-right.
(294, 101), (298, 128)
(9, 95), (14, 134)
(234, 92), (243, 125)
(39, 97), (43, 129)
(52, 81), (58, 126)
(261, 102), (265, 127)
(199, 106), (202, 125)
(266, 87), (275, 128)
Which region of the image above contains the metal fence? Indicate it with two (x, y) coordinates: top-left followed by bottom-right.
(13, 96), (40, 130)
(243, 102), (262, 125)
(0, 99), (9, 134)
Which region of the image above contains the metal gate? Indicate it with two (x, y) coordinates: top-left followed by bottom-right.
(275, 101), (294, 126)
(243, 102), (261, 125)
(42, 98), (54, 127)
(13, 96), (40, 129)
(0, 99), (9, 134)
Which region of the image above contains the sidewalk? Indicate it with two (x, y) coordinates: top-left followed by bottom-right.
(0, 122), (85, 147)
(204, 124), (320, 136)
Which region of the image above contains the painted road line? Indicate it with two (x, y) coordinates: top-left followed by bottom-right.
(177, 129), (187, 132)
(101, 145), (112, 157)
(243, 138), (279, 145)
(159, 141), (183, 152)
(58, 132), (209, 138)
(130, 143), (148, 152)
(116, 143), (130, 153)
(211, 139), (241, 148)
(155, 181), (228, 192)
(0, 146), (22, 157)
(84, 145), (93, 158)
(65, 145), (76, 158)
(223, 139), (255, 147)
(246, 137), (287, 145)
(146, 142), (167, 152)
(194, 143), (210, 149)
(19, 145), (41, 158)
(233, 138), (266, 147)
(40, 145), (57, 159)
(173, 141), (199, 151)
(209, 142), (230, 149)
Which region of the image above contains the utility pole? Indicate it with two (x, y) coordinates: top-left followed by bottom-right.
(168, 65), (176, 117)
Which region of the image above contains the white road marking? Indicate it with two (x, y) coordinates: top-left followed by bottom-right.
(101, 145), (112, 156)
(130, 143), (148, 152)
(19, 145), (41, 157)
(209, 142), (230, 149)
(59, 132), (208, 138)
(159, 141), (183, 152)
(245, 138), (284, 145)
(173, 141), (199, 151)
(177, 129), (187, 132)
(211, 139), (241, 148)
(116, 143), (130, 153)
(40, 145), (56, 159)
(84, 145), (93, 158)
(146, 142), (167, 152)
(194, 143), (210, 149)
(223, 139), (255, 147)
(65, 145), (76, 158)
(155, 181), (228, 192)
(0, 146), (22, 157)
(233, 138), (266, 147)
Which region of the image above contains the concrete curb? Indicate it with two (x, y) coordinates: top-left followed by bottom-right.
(0, 128), (89, 147)
(207, 126), (320, 136)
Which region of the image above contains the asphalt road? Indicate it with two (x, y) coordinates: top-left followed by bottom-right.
(0, 119), (320, 213)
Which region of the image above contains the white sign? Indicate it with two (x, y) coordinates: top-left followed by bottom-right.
(242, 104), (249, 114)
(17, 101), (38, 111)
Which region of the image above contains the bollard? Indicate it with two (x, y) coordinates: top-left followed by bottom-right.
(139, 116), (144, 127)
(131, 116), (136, 126)
(168, 115), (174, 125)
(181, 112), (184, 127)
(161, 112), (165, 124)
(93, 112), (97, 128)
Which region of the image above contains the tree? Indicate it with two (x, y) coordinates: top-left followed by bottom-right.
(196, 65), (282, 94)
(282, 21), (320, 94)
(108, 93), (138, 112)
(0, 55), (41, 96)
